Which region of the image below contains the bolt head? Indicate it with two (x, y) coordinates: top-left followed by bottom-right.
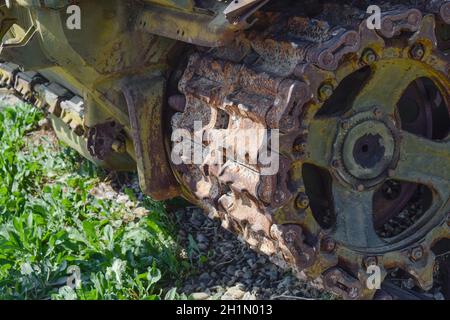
(356, 184), (365, 192)
(362, 49), (377, 64)
(296, 194), (310, 209)
(410, 44), (425, 60)
(319, 84), (334, 101)
(411, 246), (424, 261)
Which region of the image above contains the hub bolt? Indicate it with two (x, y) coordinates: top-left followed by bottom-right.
(410, 44), (425, 60)
(318, 83), (334, 101)
(296, 193), (310, 209)
(362, 49), (377, 64)
(356, 184), (365, 192)
(411, 246), (424, 261)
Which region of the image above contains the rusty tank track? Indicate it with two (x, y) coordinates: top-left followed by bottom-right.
(169, 1), (450, 299)
(0, 0), (448, 300)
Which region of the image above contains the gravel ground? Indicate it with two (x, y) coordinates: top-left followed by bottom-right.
(174, 207), (329, 300)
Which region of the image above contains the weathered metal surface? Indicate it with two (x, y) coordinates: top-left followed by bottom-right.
(0, 0), (183, 178)
(87, 121), (126, 160)
(136, 1), (255, 47)
(121, 75), (180, 200)
(223, 0), (270, 25)
(0, 0), (449, 300)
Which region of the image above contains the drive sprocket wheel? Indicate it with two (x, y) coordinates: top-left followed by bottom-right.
(168, 1), (450, 299)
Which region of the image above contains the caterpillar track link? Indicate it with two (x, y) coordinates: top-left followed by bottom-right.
(0, 0), (449, 299)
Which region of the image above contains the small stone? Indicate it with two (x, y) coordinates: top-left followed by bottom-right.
(124, 200), (135, 209)
(226, 265), (236, 275)
(226, 277), (237, 287)
(234, 270), (244, 278)
(189, 215), (203, 227)
(434, 292), (445, 300)
(257, 257), (267, 264)
(133, 207), (148, 218)
(196, 233), (209, 243)
(183, 284), (193, 292)
(116, 194), (129, 204)
(242, 292), (257, 300)
(266, 270), (278, 280)
(192, 292), (210, 300)
(199, 272), (210, 282)
(222, 286), (246, 300)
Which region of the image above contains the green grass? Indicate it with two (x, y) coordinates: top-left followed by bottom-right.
(0, 104), (188, 300)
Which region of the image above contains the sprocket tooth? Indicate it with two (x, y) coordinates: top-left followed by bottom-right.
(304, 250), (338, 280)
(408, 14), (440, 54)
(322, 267), (363, 300)
(404, 250), (436, 291)
(378, 8), (423, 39)
(441, 2), (450, 24)
(270, 224), (317, 271)
(427, 0), (450, 24)
(307, 30), (361, 71)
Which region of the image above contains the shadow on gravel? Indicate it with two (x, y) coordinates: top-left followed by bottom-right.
(171, 202), (330, 300)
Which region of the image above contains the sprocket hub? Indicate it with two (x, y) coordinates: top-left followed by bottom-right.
(332, 111), (399, 188)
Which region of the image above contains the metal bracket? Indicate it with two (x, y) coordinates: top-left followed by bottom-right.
(121, 75), (180, 201)
(88, 121), (125, 160)
(223, 0), (270, 24)
(1, 24), (37, 49)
